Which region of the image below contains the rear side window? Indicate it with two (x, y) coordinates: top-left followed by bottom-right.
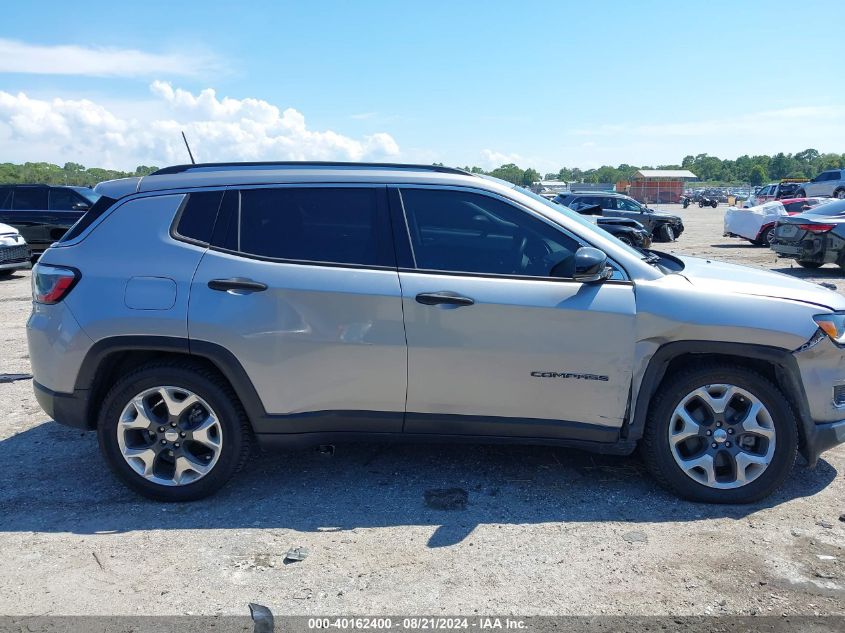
(216, 187), (393, 267)
(59, 195), (117, 243)
(13, 187), (48, 210)
(173, 190), (224, 245)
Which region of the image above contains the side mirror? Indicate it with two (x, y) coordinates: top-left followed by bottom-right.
(571, 246), (611, 283)
(72, 202), (90, 211)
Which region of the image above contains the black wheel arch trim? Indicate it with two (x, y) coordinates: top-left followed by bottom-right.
(627, 340), (821, 464)
(75, 335), (270, 429)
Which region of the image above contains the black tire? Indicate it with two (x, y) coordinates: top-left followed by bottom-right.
(97, 361), (252, 501)
(795, 189), (806, 198)
(835, 188), (845, 200)
(711, 200), (718, 208)
(698, 201), (705, 208)
(657, 224), (675, 242)
(640, 364), (798, 504)
(617, 235), (634, 247)
(796, 260), (822, 269)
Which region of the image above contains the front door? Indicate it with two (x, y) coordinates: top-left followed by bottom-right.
(189, 185), (407, 434)
(394, 186), (636, 442)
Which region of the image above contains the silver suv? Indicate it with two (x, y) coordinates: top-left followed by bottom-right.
(27, 162), (845, 503)
(797, 169), (845, 199)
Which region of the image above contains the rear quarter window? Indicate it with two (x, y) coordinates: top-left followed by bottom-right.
(172, 190), (224, 245)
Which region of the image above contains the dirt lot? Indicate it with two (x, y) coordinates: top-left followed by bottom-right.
(0, 204), (843, 617)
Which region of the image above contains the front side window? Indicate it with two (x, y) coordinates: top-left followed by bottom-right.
(13, 187), (48, 210)
(48, 188), (86, 211)
(220, 187), (392, 267)
(616, 197), (641, 211)
(400, 188), (579, 278)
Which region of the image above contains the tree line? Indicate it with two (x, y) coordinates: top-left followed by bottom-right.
(455, 148), (845, 187)
(3, 149), (844, 189)
(0, 162), (160, 187)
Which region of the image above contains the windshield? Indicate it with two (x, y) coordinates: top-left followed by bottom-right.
(70, 187), (102, 204)
(479, 175), (650, 260)
(804, 199), (845, 216)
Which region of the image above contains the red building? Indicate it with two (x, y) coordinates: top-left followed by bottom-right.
(624, 169), (697, 204)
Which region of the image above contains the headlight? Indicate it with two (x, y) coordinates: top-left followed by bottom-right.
(813, 313), (845, 344)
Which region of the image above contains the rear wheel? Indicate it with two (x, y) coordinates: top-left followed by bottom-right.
(98, 362), (252, 501)
(641, 364), (797, 503)
(795, 189), (806, 198)
(796, 260), (822, 269)
(835, 188), (845, 200)
(711, 200), (718, 208)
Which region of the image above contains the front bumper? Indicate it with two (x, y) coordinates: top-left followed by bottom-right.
(806, 419), (845, 463)
(0, 242), (31, 271)
(33, 381), (92, 430)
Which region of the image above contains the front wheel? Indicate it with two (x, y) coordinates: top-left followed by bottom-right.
(711, 200), (718, 208)
(657, 224), (675, 242)
(698, 201), (705, 208)
(796, 260), (822, 269)
(795, 189), (806, 198)
(98, 362), (252, 501)
(640, 364), (797, 503)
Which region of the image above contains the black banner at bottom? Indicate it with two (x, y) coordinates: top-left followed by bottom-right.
(0, 615), (843, 633)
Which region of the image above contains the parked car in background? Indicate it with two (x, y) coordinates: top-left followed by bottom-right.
(27, 162), (845, 504)
(0, 222), (31, 277)
(0, 184), (99, 255)
(553, 191), (684, 242)
(795, 170), (845, 200)
(513, 184), (652, 249)
(747, 180), (809, 207)
(770, 199), (845, 268)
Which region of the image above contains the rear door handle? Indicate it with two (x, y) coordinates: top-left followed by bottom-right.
(208, 278), (268, 292)
(415, 291), (475, 307)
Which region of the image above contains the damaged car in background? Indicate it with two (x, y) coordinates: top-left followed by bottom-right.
(770, 199), (845, 268)
(552, 191), (684, 242)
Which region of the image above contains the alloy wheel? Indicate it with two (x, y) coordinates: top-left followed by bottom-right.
(668, 384), (776, 489)
(116, 386), (223, 486)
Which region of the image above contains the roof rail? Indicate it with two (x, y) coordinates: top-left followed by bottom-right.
(150, 161), (471, 177)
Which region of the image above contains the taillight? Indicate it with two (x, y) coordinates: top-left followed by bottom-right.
(797, 223), (836, 234)
(32, 264), (79, 304)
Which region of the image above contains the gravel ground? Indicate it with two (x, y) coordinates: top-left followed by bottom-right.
(0, 205), (843, 617)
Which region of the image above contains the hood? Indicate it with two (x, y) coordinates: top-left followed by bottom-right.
(0, 222), (18, 235)
(675, 255), (845, 311)
(645, 209), (681, 221)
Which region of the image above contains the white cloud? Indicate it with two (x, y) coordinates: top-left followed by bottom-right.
(0, 38), (219, 77)
(0, 82), (401, 169)
(480, 148), (524, 169)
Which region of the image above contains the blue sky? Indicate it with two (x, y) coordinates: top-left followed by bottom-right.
(1, 0), (843, 172)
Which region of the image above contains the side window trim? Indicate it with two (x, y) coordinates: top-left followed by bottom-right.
(207, 183), (398, 271)
(392, 184), (629, 282)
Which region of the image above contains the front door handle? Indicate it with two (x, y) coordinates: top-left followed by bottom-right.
(415, 291), (475, 307)
(208, 278), (268, 292)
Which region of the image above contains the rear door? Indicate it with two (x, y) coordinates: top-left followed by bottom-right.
(393, 185), (636, 441)
(4, 186), (50, 249)
(188, 185), (407, 435)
